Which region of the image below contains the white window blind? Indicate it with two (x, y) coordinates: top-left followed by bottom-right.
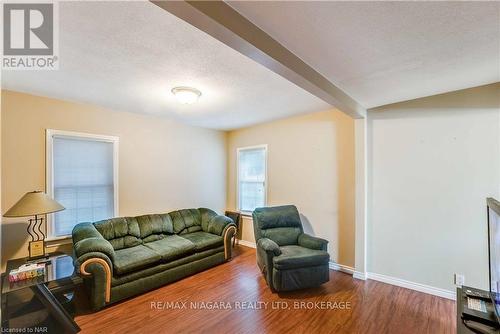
(48, 132), (118, 237)
(238, 146), (267, 212)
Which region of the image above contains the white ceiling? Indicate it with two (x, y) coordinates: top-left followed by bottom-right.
(229, 1), (500, 108)
(3, 2), (498, 130)
(1, 1), (330, 130)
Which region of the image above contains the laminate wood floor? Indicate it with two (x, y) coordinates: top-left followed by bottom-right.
(75, 245), (455, 334)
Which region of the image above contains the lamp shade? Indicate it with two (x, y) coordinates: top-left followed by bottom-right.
(3, 191), (65, 217)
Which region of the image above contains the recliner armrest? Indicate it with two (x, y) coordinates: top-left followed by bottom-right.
(256, 238), (281, 291)
(207, 215), (235, 236)
(298, 233), (328, 251)
(257, 238), (281, 256)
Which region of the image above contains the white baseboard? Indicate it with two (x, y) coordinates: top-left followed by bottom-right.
(353, 271), (367, 280)
(366, 272), (456, 300)
(235, 241), (454, 300)
(237, 239), (256, 248)
(329, 262), (355, 275)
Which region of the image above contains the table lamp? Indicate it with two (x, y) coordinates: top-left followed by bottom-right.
(3, 191), (65, 260)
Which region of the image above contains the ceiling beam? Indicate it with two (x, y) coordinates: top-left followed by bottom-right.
(151, 0), (366, 119)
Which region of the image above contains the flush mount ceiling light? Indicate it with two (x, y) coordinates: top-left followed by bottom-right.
(171, 86), (202, 105)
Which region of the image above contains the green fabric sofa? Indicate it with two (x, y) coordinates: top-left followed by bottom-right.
(72, 208), (236, 310)
(253, 205), (330, 292)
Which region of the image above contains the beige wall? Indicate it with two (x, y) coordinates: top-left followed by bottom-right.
(368, 83), (500, 292)
(1, 90), (227, 269)
(0, 89), (2, 271)
(226, 110), (356, 267)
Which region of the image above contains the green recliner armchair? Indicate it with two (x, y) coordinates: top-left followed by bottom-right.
(252, 205), (330, 291)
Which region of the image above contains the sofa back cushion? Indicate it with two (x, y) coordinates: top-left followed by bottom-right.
(252, 205), (303, 246)
(199, 208), (217, 232)
(169, 209), (202, 234)
(93, 217), (141, 250)
(93, 209), (212, 249)
(136, 214), (173, 242)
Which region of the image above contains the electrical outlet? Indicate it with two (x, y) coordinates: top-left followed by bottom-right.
(454, 273), (465, 286)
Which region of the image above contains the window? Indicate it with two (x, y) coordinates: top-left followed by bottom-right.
(237, 145), (267, 213)
(46, 130), (118, 239)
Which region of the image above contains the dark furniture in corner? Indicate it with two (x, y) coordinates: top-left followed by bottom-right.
(224, 210), (242, 247)
(1, 252), (82, 333)
(72, 208), (236, 311)
(252, 205), (330, 292)
(457, 287), (500, 334)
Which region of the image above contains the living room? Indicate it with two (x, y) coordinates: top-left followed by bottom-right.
(1, 1), (499, 333)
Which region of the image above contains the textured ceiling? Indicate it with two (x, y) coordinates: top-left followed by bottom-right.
(228, 1), (500, 108)
(1, 1), (330, 130)
(3, 2), (498, 130)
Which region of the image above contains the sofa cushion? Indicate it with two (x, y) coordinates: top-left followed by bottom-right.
(169, 209), (202, 234)
(136, 214), (173, 239)
(143, 234), (165, 243)
(199, 208), (217, 232)
(272, 245), (329, 270)
(111, 246), (224, 287)
(180, 231), (223, 251)
(94, 217), (141, 250)
(114, 245), (162, 275)
(108, 236), (142, 250)
(143, 235), (196, 261)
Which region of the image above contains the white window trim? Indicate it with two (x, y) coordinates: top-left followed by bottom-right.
(236, 144), (268, 215)
(45, 129), (119, 240)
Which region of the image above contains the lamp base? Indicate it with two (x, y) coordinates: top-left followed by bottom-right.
(29, 240), (46, 259)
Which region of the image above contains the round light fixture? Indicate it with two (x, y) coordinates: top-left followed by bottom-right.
(171, 86), (202, 105)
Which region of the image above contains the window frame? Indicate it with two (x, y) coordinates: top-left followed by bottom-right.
(45, 129), (119, 240)
(236, 144), (268, 215)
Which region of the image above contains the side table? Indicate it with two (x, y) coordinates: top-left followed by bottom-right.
(1, 252), (83, 333)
